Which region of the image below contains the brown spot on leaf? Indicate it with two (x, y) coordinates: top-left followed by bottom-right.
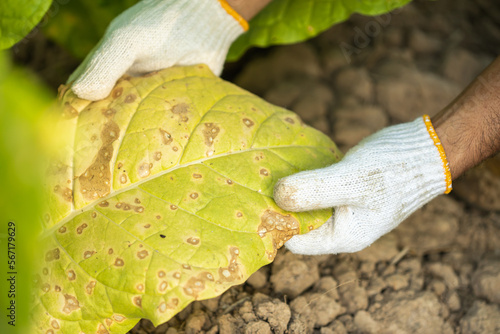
(226, 179), (233, 185)
(63, 294), (80, 314)
(159, 129), (173, 145)
(119, 174), (127, 184)
(201, 272), (215, 281)
(54, 285), (61, 292)
(138, 163), (150, 178)
(260, 168), (269, 176)
(218, 247), (241, 283)
(41, 283), (50, 292)
(135, 206), (144, 213)
(133, 296), (142, 308)
(203, 123), (220, 146)
(236, 212), (243, 218)
(113, 314), (125, 322)
(51, 319), (60, 329)
(154, 151), (162, 161)
(190, 192), (199, 199)
(99, 201), (109, 207)
(114, 258), (124, 266)
(102, 108), (116, 118)
(112, 87), (123, 99)
(173, 272), (181, 279)
(91, 212), (97, 218)
(137, 250), (149, 259)
(170, 205), (177, 210)
(186, 237), (200, 245)
(158, 302), (167, 313)
(183, 277), (206, 298)
(285, 117), (295, 124)
(158, 270), (166, 278)
(172, 146), (178, 152)
(83, 251), (95, 259)
(42, 268), (49, 275)
(172, 103), (190, 122)
(58, 226), (66, 233)
(192, 173), (202, 179)
(108, 248), (113, 255)
(158, 281), (168, 292)
(76, 223), (88, 235)
(243, 118), (254, 127)
(67, 270), (76, 281)
(124, 94), (137, 103)
(86, 281), (96, 295)
(45, 248), (60, 262)
(53, 185), (73, 202)
(79, 120), (120, 200)
(258, 210), (300, 259)
(97, 323), (109, 334)
(182, 264), (192, 270)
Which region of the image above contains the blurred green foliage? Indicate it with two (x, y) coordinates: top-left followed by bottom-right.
(0, 0), (52, 49)
(42, 0), (138, 59)
(0, 52), (54, 333)
(2, 0), (411, 61)
(227, 0), (412, 60)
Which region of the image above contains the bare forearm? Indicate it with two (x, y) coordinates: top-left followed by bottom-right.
(432, 57), (500, 180)
(226, 0), (272, 20)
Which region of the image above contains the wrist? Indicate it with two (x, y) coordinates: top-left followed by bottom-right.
(422, 115), (453, 194)
(217, 0), (249, 30)
(225, 0), (272, 21)
(432, 57), (500, 180)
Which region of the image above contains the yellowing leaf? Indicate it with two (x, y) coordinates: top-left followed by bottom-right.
(33, 65), (341, 333)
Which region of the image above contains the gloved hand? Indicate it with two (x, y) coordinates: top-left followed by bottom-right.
(68, 0), (247, 101)
(274, 115), (452, 255)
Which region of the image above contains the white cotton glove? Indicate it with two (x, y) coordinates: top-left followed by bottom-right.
(68, 0), (247, 101)
(274, 115), (453, 255)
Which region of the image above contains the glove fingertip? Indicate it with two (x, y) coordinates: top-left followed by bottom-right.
(71, 77), (115, 101)
(273, 179), (303, 212)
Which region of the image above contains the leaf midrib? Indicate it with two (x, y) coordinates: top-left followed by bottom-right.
(40, 144), (327, 239)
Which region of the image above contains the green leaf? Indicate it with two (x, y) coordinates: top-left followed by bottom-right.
(33, 65), (341, 332)
(0, 0), (52, 49)
(227, 0), (412, 61)
(42, 0), (138, 58)
(0, 52), (53, 333)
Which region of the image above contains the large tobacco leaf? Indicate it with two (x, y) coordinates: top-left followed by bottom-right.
(33, 65), (341, 333)
(227, 0), (412, 61)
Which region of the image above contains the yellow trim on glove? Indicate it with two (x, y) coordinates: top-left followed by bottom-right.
(217, 0), (249, 31)
(423, 115), (452, 194)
